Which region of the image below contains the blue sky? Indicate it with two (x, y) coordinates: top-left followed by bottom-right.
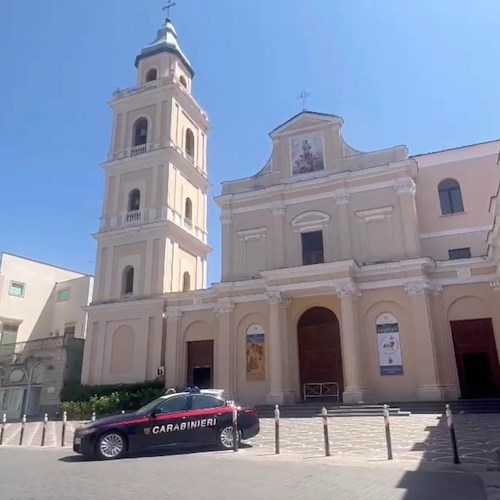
(1, 0), (499, 285)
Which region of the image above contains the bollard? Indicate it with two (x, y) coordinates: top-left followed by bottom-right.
(383, 404), (393, 460)
(322, 407), (330, 457)
(61, 411), (67, 447)
(446, 404), (460, 464)
(0, 413), (6, 445)
(274, 404), (280, 455)
(41, 414), (48, 447)
(91, 412), (96, 422)
(121, 410), (125, 414)
(19, 414), (26, 446)
(232, 406), (238, 452)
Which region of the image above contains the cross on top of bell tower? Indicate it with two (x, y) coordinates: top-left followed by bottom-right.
(162, 1), (176, 22)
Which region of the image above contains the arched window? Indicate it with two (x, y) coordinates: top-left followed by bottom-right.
(145, 68), (157, 82)
(185, 128), (195, 158)
(438, 179), (464, 215)
(179, 75), (187, 89)
(184, 197), (193, 221)
(133, 118), (148, 147)
(128, 189), (140, 212)
(182, 271), (191, 292)
(122, 266), (134, 295)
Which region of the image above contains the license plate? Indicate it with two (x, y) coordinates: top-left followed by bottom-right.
(74, 437), (81, 445)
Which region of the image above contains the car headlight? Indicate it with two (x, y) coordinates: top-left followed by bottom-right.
(77, 427), (97, 436)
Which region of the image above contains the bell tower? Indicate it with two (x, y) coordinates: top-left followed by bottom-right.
(82, 14), (211, 385)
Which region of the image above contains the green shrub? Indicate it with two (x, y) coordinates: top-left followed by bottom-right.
(60, 392), (121, 419)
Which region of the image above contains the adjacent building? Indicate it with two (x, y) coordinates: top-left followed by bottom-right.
(82, 17), (500, 405)
(0, 253), (93, 417)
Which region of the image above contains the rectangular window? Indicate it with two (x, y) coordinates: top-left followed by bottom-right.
(8, 282), (25, 297)
(448, 248), (471, 260)
(56, 289), (70, 302)
(301, 231), (324, 265)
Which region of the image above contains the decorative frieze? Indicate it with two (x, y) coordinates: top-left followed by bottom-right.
(333, 281), (360, 298)
(214, 300), (234, 315)
(164, 307), (182, 320)
(404, 279), (441, 295)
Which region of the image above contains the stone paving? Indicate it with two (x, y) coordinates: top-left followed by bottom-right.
(1, 413), (500, 466)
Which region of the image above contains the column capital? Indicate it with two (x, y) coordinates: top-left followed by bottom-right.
(333, 190), (350, 205)
(333, 281), (360, 298)
(265, 291), (290, 305)
(270, 203), (285, 216)
(404, 279), (440, 295)
(164, 307), (182, 320)
(220, 213), (233, 225)
(214, 300), (234, 315)
(490, 279), (500, 292)
(394, 177), (416, 196)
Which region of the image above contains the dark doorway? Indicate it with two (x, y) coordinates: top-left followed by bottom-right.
(298, 307), (343, 400)
(451, 318), (500, 398)
(187, 340), (213, 389)
(193, 367), (212, 389)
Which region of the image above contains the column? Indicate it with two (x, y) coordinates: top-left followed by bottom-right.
(394, 178), (420, 258)
(164, 307), (181, 389)
(270, 204), (285, 268)
(335, 282), (367, 403)
(220, 213), (233, 281)
(430, 286), (459, 400)
(266, 291), (289, 404)
(333, 191), (351, 259)
(405, 281), (443, 400)
(215, 300), (234, 399)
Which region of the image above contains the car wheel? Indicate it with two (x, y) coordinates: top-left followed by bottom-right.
(96, 432), (126, 460)
(218, 425), (241, 450)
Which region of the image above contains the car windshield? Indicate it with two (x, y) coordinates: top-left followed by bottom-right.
(135, 396), (168, 415)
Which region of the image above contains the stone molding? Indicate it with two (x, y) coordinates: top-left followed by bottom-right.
(394, 178), (416, 196)
(214, 300), (234, 315)
(220, 214), (233, 225)
(333, 190), (350, 205)
(164, 307), (182, 320)
(333, 281), (360, 298)
(404, 279), (441, 295)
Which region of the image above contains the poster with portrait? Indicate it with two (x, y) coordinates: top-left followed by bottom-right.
(290, 133), (325, 175)
(246, 324), (265, 381)
(376, 313), (404, 376)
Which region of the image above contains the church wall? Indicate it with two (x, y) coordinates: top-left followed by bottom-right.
(421, 232), (490, 260)
(172, 246), (197, 292)
(110, 241), (147, 298)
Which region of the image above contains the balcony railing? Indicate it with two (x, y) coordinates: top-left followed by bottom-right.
(0, 336), (65, 358)
(126, 210), (142, 223)
(302, 251), (324, 265)
(130, 144), (147, 157)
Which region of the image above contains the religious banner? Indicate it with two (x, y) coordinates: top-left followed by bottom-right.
(246, 324), (265, 381)
(290, 133), (325, 175)
(376, 313), (404, 376)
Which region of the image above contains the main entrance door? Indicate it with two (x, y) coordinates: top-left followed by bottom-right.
(298, 307), (343, 400)
(186, 340), (214, 389)
(450, 318), (500, 398)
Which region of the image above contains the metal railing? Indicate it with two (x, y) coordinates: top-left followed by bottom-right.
(126, 210), (142, 223)
(303, 382), (340, 401)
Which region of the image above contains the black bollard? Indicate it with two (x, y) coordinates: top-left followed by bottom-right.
(322, 407), (330, 457)
(274, 404), (280, 455)
(41, 414), (48, 446)
(0, 413), (6, 445)
(383, 404), (393, 460)
(61, 411), (67, 447)
(232, 406), (238, 452)
(19, 414), (26, 446)
(446, 404), (460, 464)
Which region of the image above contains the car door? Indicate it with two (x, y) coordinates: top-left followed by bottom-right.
(187, 394), (228, 443)
(144, 395), (190, 448)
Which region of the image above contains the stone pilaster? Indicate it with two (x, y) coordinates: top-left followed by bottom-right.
(334, 281), (367, 403)
(164, 307), (181, 389)
(220, 214), (233, 281)
(215, 300), (234, 399)
(333, 190), (351, 259)
(394, 178), (420, 258)
(270, 203), (285, 269)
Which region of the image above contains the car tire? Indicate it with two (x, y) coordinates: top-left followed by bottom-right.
(217, 425), (242, 450)
(96, 431), (126, 460)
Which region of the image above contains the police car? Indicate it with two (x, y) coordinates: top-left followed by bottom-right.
(73, 388), (260, 460)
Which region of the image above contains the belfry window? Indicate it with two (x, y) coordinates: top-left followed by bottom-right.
(184, 197), (193, 222)
(122, 266), (134, 295)
(128, 189), (140, 212)
(185, 128), (195, 159)
(145, 68), (157, 82)
(133, 118), (148, 147)
(182, 272), (191, 292)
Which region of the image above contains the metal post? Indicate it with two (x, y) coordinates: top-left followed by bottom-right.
(274, 404), (280, 455)
(91, 412), (96, 422)
(22, 361), (40, 418)
(61, 411), (67, 447)
(383, 404), (393, 460)
(322, 407), (330, 457)
(232, 406), (238, 452)
(19, 414), (26, 446)
(41, 414), (48, 446)
(0, 413), (6, 445)
(446, 404), (460, 464)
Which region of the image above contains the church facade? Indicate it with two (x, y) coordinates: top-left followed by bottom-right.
(82, 17), (500, 405)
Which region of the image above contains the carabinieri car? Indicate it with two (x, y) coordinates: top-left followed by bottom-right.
(73, 388), (260, 460)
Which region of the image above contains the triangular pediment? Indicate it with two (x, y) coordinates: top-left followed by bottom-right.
(269, 111), (343, 138)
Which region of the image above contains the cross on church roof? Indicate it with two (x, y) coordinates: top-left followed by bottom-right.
(162, 1), (177, 20)
(298, 89), (311, 111)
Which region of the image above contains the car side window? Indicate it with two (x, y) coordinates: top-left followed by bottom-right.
(155, 396), (188, 414)
(191, 395), (225, 410)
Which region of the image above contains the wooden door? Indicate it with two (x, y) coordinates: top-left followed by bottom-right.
(186, 340), (214, 389)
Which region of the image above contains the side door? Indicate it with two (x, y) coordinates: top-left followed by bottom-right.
(186, 394), (229, 444)
(145, 395), (190, 448)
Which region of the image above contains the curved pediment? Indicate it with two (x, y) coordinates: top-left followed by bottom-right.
(290, 211), (330, 227)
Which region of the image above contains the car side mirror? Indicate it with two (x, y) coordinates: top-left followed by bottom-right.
(150, 410), (158, 418)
